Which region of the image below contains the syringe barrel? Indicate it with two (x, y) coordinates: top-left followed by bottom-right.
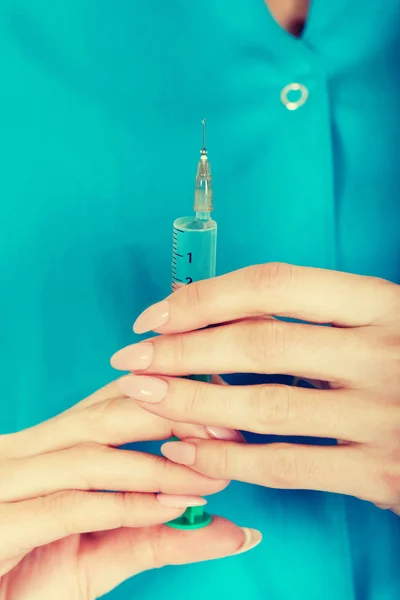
(166, 214), (217, 529)
(172, 216), (217, 292)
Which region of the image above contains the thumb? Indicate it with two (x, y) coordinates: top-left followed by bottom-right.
(81, 517), (262, 598)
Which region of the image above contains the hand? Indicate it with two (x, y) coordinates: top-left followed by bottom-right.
(0, 381), (261, 600)
(111, 263), (400, 514)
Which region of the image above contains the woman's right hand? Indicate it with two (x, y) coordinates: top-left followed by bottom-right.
(0, 381), (261, 600)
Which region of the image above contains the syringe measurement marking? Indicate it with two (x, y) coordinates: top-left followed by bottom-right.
(172, 228), (195, 290)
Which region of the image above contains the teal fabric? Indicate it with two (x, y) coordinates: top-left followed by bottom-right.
(1, 2), (400, 599)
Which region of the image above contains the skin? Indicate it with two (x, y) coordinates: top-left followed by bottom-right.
(111, 263), (400, 515)
(0, 381), (260, 600)
(266, 0), (310, 36)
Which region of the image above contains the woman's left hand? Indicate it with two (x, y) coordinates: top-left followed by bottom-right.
(111, 263), (400, 514)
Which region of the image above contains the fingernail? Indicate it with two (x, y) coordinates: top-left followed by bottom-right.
(110, 343), (154, 371)
(118, 375), (168, 403)
(156, 494), (207, 508)
(211, 374), (229, 386)
(133, 300), (170, 334)
(161, 441), (196, 466)
(234, 528), (262, 555)
(206, 427), (246, 442)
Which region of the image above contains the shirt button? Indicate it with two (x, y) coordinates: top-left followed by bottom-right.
(280, 82), (309, 111)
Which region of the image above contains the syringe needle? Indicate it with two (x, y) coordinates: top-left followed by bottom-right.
(201, 118), (207, 155)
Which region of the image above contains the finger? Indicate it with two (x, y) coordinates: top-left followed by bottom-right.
(0, 491), (212, 561)
(118, 376), (392, 444)
(81, 518), (262, 598)
(1, 393), (210, 459)
(161, 440), (396, 506)
(0, 444), (226, 502)
(112, 319), (362, 384)
(131, 263), (398, 334)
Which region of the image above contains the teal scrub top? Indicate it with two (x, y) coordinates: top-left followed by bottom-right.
(1, 2), (400, 599)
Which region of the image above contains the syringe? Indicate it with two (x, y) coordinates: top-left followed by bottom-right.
(171, 119), (217, 298)
(166, 120), (217, 530)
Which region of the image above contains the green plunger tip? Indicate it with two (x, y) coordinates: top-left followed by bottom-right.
(164, 437), (211, 529)
(166, 505), (212, 530)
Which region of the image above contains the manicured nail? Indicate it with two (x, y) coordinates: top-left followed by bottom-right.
(133, 300), (170, 334)
(161, 441), (196, 466)
(156, 494), (207, 508)
(206, 427), (246, 442)
(234, 528), (262, 555)
(110, 343), (154, 371)
(118, 375), (168, 403)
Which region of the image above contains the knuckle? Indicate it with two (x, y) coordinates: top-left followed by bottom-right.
(147, 525), (170, 569)
(64, 442), (109, 490)
(0, 461), (14, 502)
(369, 333), (400, 391)
(386, 336), (400, 377)
(247, 262), (294, 293)
(177, 280), (203, 310)
(152, 455), (171, 493)
(252, 385), (295, 432)
(263, 444), (300, 488)
(261, 319), (287, 354)
(213, 444), (232, 478)
(161, 334), (186, 371)
(42, 491), (84, 534)
(82, 397), (123, 439)
(241, 319), (286, 368)
(69, 441), (105, 457)
(117, 490), (140, 518)
(184, 381), (207, 419)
